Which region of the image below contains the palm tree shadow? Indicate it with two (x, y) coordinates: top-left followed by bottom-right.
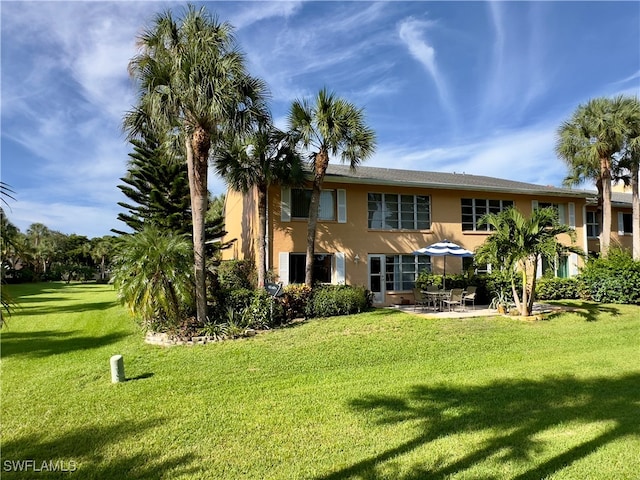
(548, 301), (620, 322)
(1, 330), (129, 359)
(316, 373), (640, 479)
(2, 417), (201, 479)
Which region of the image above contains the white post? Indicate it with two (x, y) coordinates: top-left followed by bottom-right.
(110, 355), (125, 383)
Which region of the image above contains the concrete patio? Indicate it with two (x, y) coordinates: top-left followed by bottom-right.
(387, 302), (562, 319)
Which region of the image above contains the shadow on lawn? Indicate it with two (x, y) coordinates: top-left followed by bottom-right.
(317, 373), (640, 480)
(547, 301), (620, 322)
(2, 417), (200, 479)
(0, 330), (129, 359)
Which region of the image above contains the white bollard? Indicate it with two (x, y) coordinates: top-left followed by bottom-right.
(110, 354), (125, 383)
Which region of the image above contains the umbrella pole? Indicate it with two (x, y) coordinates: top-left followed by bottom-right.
(443, 257), (446, 289)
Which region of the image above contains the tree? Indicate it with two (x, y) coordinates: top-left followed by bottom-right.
(288, 88), (376, 287)
(25, 223), (52, 279)
(90, 236), (117, 281)
(124, 5), (269, 324)
(112, 227), (193, 329)
(475, 207), (584, 316)
(115, 127), (192, 236)
(557, 96), (636, 256)
(617, 96), (640, 260)
(215, 124), (303, 287)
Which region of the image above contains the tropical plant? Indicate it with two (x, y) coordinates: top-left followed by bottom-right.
(475, 207), (585, 316)
(288, 88), (376, 287)
(616, 96), (640, 260)
(215, 122), (304, 287)
(124, 4), (269, 325)
(557, 95), (637, 256)
(112, 227), (194, 329)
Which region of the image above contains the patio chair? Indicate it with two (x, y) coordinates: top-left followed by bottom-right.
(462, 286), (477, 310)
(413, 288), (429, 312)
(443, 288), (464, 312)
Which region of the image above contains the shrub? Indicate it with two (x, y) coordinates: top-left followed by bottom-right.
(536, 277), (579, 300)
(280, 284), (312, 320)
(222, 288), (285, 329)
(305, 284), (373, 318)
(577, 249), (640, 304)
(217, 259), (256, 290)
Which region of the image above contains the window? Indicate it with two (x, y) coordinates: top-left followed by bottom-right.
(384, 254), (430, 291)
(461, 198), (514, 231)
(291, 189), (336, 220)
(586, 211), (600, 238)
(289, 253), (333, 284)
(368, 193), (430, 230)
(619, 212), (632, 235)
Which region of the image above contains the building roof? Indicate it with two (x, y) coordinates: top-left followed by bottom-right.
(321, 164), (591, 199)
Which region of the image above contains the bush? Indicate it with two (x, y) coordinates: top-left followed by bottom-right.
(217, 259), (256, 290)
(280, 284), (312, 320)
(536, 277), (579, 300)
(305, 284), (373, 318)
(222, 288), (285, 329)
(577, 249), (640, 304)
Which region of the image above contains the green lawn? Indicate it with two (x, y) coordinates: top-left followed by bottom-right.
(1, 283), (639, 479)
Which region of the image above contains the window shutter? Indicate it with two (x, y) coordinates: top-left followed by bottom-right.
(337, 189), (347, 223)
(568, 202), (575, 229)
(531, 200), (539, 212)
(558, 204), (566, 225)
(618, 212), (625, 235)
(279, 252), (289, 285)
(281, 187), (291, 222)
(569, 253), (579, 276)
(334, 252), (345, 284)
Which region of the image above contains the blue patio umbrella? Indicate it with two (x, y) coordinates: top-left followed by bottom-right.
(413, 239), (474, 289)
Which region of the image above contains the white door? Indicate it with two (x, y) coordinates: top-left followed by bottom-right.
(368, 255), (385, 304)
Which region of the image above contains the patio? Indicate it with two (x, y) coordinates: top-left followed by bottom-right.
(387, 302), (563, 319)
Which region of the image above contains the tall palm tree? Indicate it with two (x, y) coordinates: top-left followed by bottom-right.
(617, 96), (640, 260)
(476, 207), (584, 316)
(124, 5), (269, 324)
(557, 96), (634, 256)
(288, 88), (376, 287)
(215, 124), (304, 288)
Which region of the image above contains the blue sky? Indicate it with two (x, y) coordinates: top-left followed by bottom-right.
(2, 1), (639, 238)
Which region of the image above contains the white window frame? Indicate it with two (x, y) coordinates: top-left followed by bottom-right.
(367, 193), (431, 230)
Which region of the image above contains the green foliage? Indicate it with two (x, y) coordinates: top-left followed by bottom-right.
(280, 284), (313, 320)
(217, 260), (256, 290)
(305, 284), (373, 318)
(112, 227), (194, 330)
(415, 271), (442, 289)
(536, 277), (580, 301)
(577, 249), (640, 304)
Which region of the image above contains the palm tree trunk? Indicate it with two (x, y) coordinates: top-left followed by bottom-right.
(186, 128), (210, 325)
(632, 165), (640, 260)
(600, 156), (613, 256)
(256, 185), (267, 288)
(305, 149), (330, 287)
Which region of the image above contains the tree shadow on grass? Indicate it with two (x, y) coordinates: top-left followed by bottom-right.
(316, 373), (640, 480)
(0, 330), (129, 359)
(1, 417), (201, 479)
(546, 301), (620, 322)
(14, 300), (119, 317)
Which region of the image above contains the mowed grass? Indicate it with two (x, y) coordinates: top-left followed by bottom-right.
(1, 283), (639, 479)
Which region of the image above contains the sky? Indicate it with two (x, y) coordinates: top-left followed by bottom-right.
(2, 1), (639, 238)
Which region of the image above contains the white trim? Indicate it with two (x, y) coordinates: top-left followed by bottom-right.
(337, 189), (347, 223)
(281, 187), (291, 222)
(334, 252), (345, 284)
(278, 252), (289, 285)
(569, 253), (579, 276)
(568, 202), (576, 229)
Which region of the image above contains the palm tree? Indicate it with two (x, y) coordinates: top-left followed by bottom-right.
(557, 96), (635, 256)
(617, 96), (640, 260)
(112, 227), (193, 329)
(124, 5), (269, 324)
(288, 88), (376, 287)
(215, 124), (304, 288)
(475, 207), (584, 316)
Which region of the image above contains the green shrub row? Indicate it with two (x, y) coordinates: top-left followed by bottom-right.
(536, 277), (580, 300)
(304, 284), (373, 318)
(577, 249), (640, 304)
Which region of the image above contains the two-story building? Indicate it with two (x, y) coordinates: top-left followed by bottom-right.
(223, 164), (632, 306)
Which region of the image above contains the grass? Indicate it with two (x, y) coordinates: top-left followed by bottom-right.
(1, 282), (639, 479)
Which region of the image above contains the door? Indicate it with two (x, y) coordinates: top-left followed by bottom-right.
(369, 255), (385, 304)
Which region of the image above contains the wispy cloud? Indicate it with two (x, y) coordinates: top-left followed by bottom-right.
(397, 17), (456, 127)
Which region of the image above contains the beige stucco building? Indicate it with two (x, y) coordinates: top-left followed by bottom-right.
(223, 165), (633, 305)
